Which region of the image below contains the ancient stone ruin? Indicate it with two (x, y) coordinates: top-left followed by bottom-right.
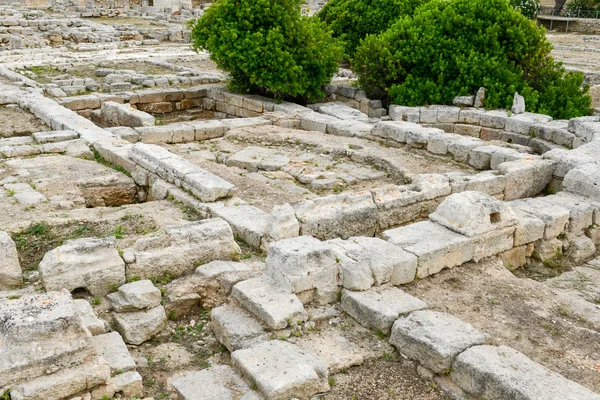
(1, 1), (600, 400)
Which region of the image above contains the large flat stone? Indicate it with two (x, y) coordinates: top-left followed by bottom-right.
(107, 279), (161, 312)
(211, 303), (267, 352)
(390, 310), (487, 373)
(38, 237), (126, 297)
(232, 340), (329, 400)
(451, 345), (600, 400)
(563, 163), (600, 201)
(341, 287), (428, 334)
(172, 365), (260, 400)
(231, 277), (307, 329)
(383, 221), (475, 278)
(113, 305), (167, 345)
(226, 146), (290, 172)
(328, 237), (417, 290)
(212, 205), (269, 249)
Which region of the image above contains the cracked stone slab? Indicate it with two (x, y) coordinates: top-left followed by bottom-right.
(211, 303), (268, 352)
(172, 365), (261, 400)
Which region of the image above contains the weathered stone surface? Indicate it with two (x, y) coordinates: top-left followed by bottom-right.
(264, 203), (300, 243)
(231, 277), (307, 329)
(383, 221), (474, 278)
(497, 158), (555, 201)
(10, 359), (110, 400)
(341, 286), (428, 334)
(76, 173), (137, 207)
(371, 120), (422, 143)
(568, 236), (596, 263)
(327, 119), (374, 138)
(390, 310), (487, 373)
(0, 290), (96, 388)
(232, 340), (329, 400)
(212, 205), (269, 249)
(74, 299), (106, 336)
(430, 191), (517, 237)
(107, 279), (161, 312)
(211, 303), (267, 352)
(563, 163), (600, 201)
(264, 236), (339, 305)
(474, 88), (486, 108)
(39, 237), (126, 296)
(90, 371), (143, 400)
(451, 345), (600, 400)
(226, 146), (290, 172)
(101, 101), (154, 128)
(91, 332), (136, 375)
(312, 102), (369, 122)
(453, 95), (475, 107)
(0, 231), (22, 290)
(512, 209), (546, 246)
(328, 237), (417, 290)
(300, 111), (340, 133)
(511, 92), (526, 114)
(33, 130), (78, 143)
(195, 260), (252, 278)
(127, 219), (241, 279)
(173, 365), (259, 400)
(113, 305), (167, 345)
(294, 331), (364, 374)
(510, 198), (570, 239)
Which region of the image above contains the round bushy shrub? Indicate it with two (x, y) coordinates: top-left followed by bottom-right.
(191, 0), (342, 102)
(353, 0), (591, 119)
(510, 0), (539, 19)
(318, 0), (426, 58)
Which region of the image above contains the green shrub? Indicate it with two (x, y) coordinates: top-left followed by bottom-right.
(190, 0), (341, 103)
(510, 0), (540, 19)
(353, 0), (592, 119)
(564, 0), (600, 16)
(318, 0), (426, 58)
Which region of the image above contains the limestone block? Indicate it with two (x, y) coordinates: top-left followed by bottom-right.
(451, 345), (600, 400)
(211, 304), (267, 352)
(135, 123), (194, 144)
(563, 163), (600, 201)
(390, 310), (487, 373)
(264, 236), (338, 305)
(371, 120), (422, 144)
(388, 105), (420, 123)
(543, 192), (596, 237)
(480, 110), (508, 129)
(447, 171), (506, 197)
(101, 101), (154, 128)
(294, 192), (378, 240)
(10, 359), (110, 400)
(429, 191), (517, 237)
(33, 130), (78, 143)
(90, 372), (143, 399)
(474, 88), (486, 108)
(300, 111), (340, 133)
(458, 108), (485, 125)
(106, 126), (139, 143)
(39, 237), (126, 297)
(312, 102), (369, 122)
(212, 205), (269, 249)
(128, 219), (241, 279)
(499, 244), (534, 270)
(383, 221), (475, 278)
(107, 280), (161, 312)
(232, 341), (329, 400)
(113, 305), (167, 345)
(568, 236), (596, 263)
(341, 287), (427, 334)
(91, 332), (136, 375)
(436, 106), (460, 123)
(411, 173), (453, 200)
(0, 290), (96, 387)
(172, 365), (259, 400)
(0, 231), (22, 290)
(510, 198), (570, 239)
(265, 203), (300, 242)
(188, 119), (228, 141)
(468, 145), (503, 170)
(329, 236), (417, 290)
(497, 158), (555, 200)
(512, 209), (546, 246)
(231, 277), (307, 329)
(454, 124), (482, 137)
(74, 299), (106, 336)
(534, 238), (564, 262)
(505, 112), (552, 136)
(76, 173), (137, 207)
(226, 146), (290, 172)
(453, 95), (475, 107)
(489, 148), (530, 170)
(223, 117), (272, 130)
(448, 137), (484, 163)
(294, 332), (364, 374)
(426, 132), (461, 155)
(511, 92), (526, 114)
(370, 184), (438, 230)
(327, 119), (374, 138)
(472, 227), (515, 262)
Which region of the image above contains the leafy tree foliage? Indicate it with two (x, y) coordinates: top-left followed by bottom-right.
(510, 0), (539, 19)
(318, 0), (426, 58)
(353, 0), (591, 119)
(191, 0), (341, 102)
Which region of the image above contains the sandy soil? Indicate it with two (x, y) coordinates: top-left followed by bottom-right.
(0, 105), (48, 138)
(403, 257), (600, 393)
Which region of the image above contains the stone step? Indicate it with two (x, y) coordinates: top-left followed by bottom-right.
(91, 332), (137, 375)
(231, 276), (307, 330)
(340, 286), (428, 334)
(211, 303), (268, 352)
(172, 365), (262, 400)
(389, 310), (488, 374)
(212, 205), (269, 248)
(232, 340), (329, 400)
(451, 345), (600, 400)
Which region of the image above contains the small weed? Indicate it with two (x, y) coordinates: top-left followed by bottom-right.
(489, 297), (500, 306)
(91, 148), (131, 177)
(557, 305), (570, 317)
(107, 225), (125, 239)
(29, 183), (36, 190)
(7, 189), (15, 197)
(328, 377), (336, 387)
(92, 297), (101, 305)
(7, 295), (20, 300)
(241, 252), (252, 260)
(127, 276), (141, 283)
(375, 330), (386, 340)
(150, 271), (177, 286)
(168, 311), (178, 321)
(382, 352), (392, 361)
